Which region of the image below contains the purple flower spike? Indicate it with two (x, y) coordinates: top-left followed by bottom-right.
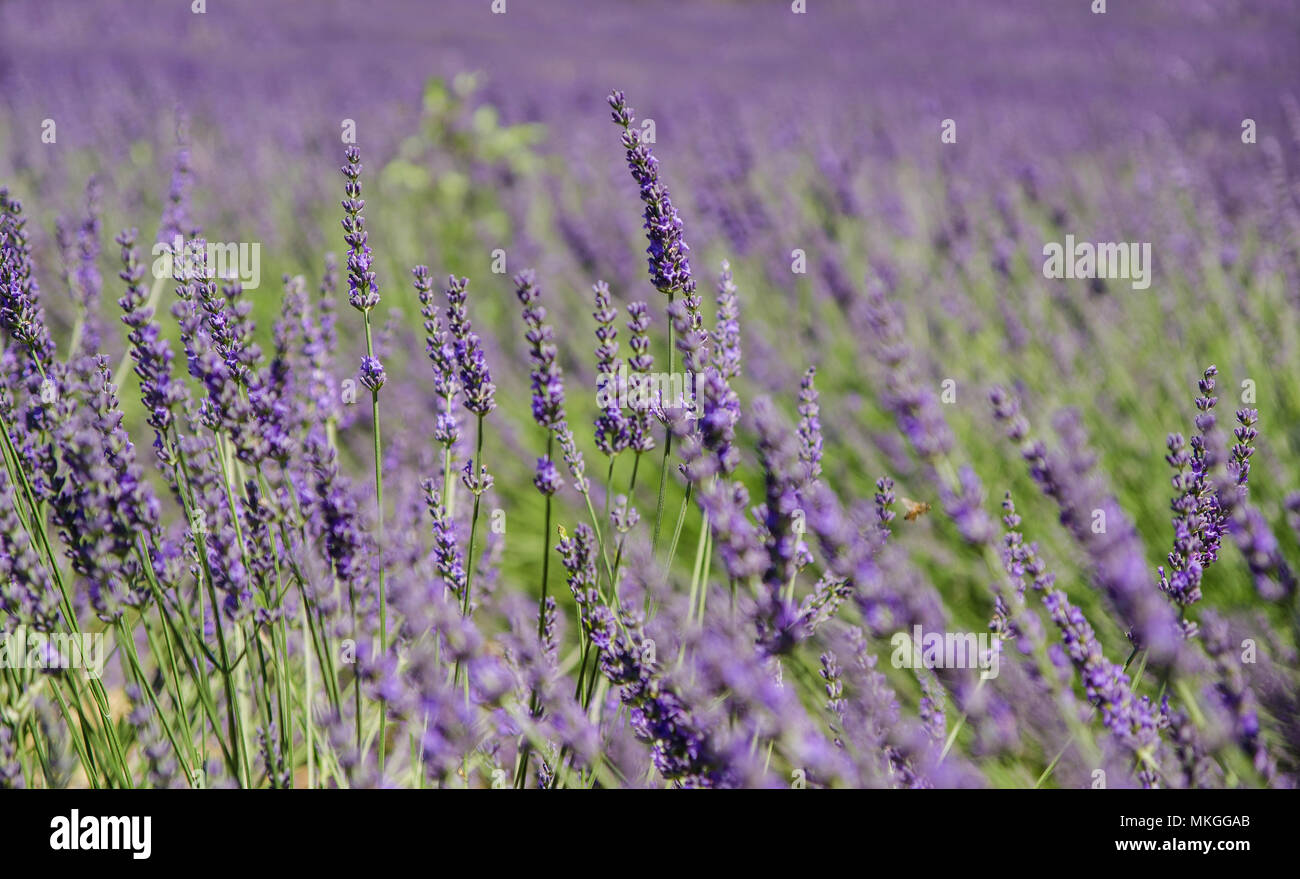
(532, 456), (563, 497)
(1001, 494), (1160, 785)
(413, 265), (461, 448)
(712, 261), (742, 382)
(444, 275), (495, 417)
(797, 366), (823, 486)
(423, 480), (465, 598)
(608, 90), (696, 302)
(624, 301), (656, 454)
(514, 269), (566, 431)
(991, 387), (1185, 671)
(117, 228), (184, 466)
(592, 280), (629, 456)
(874, 476), (897, 540)
(340, 146), (380, 312)
(557, 523), (725, 787)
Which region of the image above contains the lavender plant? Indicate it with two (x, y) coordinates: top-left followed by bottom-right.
(0, 0), (1298, 792)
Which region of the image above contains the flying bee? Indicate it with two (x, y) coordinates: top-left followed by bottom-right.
(900, 497), (932, 522)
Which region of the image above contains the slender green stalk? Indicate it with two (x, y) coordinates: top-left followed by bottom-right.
(651, 291), (675, 552)
(453, 414), (486, 689)
(302, 600), (315, 788)
(116, 618), (195, 783)
(602, 456), (616, 526)
(688, 514), (711, 621)
(348, 577), (362, 759)
(197, 532), (252, 787)
(663, 486), (693, 576)
(441, 404), (456, 517)
(140, 611), (201, 784)
(516, 435), (557, 788)
(362, 312), (388, 771)
(695, 530), (714, 621)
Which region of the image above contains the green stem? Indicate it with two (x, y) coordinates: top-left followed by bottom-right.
(651, 292), (675, 552)
(302, 600), (315, 788)
(117, 618), (196, 783)
(517, 437), (556, 788)
(453, 414), (486, 689)
(362, 313), (388, 772)
(664, 484), (693, 576)
(696, 529), (714, 621)
(0, 409), (134, 786)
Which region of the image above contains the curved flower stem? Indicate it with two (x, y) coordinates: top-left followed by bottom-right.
(580, 490), (619, 604)
(939, 676), (985, 760)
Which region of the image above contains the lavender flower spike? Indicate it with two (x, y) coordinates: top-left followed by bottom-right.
(990, 386), (1185, 669)
(797, 366), (823, 486)
(624, 301), (656, 454)
(340, 146), (380, 312)
(607, 90), (696, 301)
(514, 269), (565, 431)
(592, 280), (629, 456)
(444, 275), (496, 417)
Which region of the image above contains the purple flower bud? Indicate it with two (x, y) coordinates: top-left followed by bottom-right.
(461, 459), (494, 496)
(874, 476), (897, 538)
(610, 493), (639, 534)
(532, 456), (563, 496)
(358, 355), (386, 393)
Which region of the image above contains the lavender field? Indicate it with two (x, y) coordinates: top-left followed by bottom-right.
(0, 0), (1298, 792)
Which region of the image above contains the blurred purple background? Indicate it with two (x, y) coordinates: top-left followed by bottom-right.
(4, 0), (1298, 157)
